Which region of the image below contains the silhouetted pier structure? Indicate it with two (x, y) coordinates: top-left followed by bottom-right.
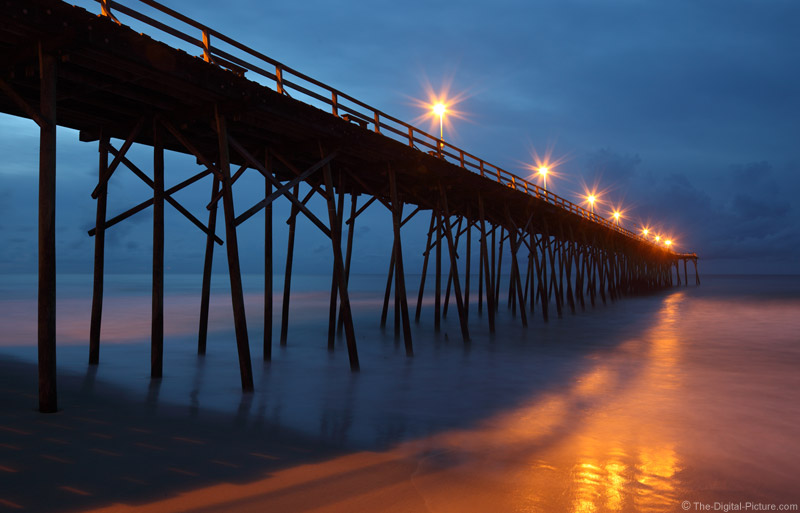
(0, 0), (699, 412)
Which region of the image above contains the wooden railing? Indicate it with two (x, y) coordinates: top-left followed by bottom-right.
(94, 0), (673, 252)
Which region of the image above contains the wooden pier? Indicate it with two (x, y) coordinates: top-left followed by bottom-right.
(0, 0), (699, 412)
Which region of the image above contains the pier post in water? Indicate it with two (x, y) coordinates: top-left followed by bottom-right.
(151, 118), (164, 379)
(38, 46), (57, 413)
(89, 132), (108, 365)
(214, 106), (254, 391)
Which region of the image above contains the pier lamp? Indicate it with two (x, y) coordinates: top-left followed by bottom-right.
(538, 166), (549, 192)
(654, 235), (661, 243)
(587, 195), (596, 214)
(613, 211), (621, 226)
(665, 239), (672, 247)
(641, 228), (649, 238)
(433, 102), (446, 141)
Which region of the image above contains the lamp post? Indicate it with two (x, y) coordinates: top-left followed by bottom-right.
(613, 211), (621, 226)
(587, 195), (596, 215)
(433, 103), (446, 146)
(538, 166), (549, 193)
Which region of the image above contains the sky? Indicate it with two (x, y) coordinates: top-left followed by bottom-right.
(1, 0), (799, 276)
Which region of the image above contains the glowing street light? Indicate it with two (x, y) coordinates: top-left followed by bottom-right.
(432, 102), (446, 141)
(665, 239), (673, 247)
(612, 210), (621, 226)
(587, 194), (596, 214)
(538, 166), (549, 192)
(654, 235), (661, 243)
(641, 228), (649, 238)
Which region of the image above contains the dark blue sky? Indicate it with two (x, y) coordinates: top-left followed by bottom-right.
(1, 0), (798, 275)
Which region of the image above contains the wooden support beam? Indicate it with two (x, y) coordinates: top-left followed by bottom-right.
(338, 192), (358, 333)
(442, 216), (463, 319)
(564, 224), (577, 314)
(38, 47), (57, 413)
(280, 184), (299, 346)
(464, 213), (471, 322)
(159, 116), (224, 182)
(234, 151), (338, 227)
(543, 223), (563, 318)
(504, 209), (528, 327)
(88, 166), (215, 238)
(89, 133), (108, 365)
(494, 227), (504, 313)
(0, 77), (48, 128)
(438, 184), (470, 342)
(269, 147), (330, 200)
(214, 107), (254, 391)
(389, 166), (413, 355)
(533, 233), (548, 322)
(684, 258), (688, 286)
(321, 156), (359, 370)
(264, 151), (273, 360)
(104, 143), (223, 244)
(415, 211), (436, 323)
(400, 206), (421, 228)
(435, 209), (442, 332)
(478, 231), (484, 316)
(478, 195), (495, 333)
(380, 242), (395, 330)
(346, 195), (376, 225)
(228, 138), (331, 237)
(151, 119), (164, 379)
(327, 173), (345, 349)
(198, 176), (219, 355)
(90, 116), (145, 199)
(207, 162), (250, 207)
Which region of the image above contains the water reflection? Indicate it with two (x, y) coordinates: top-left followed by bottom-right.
(563, 293), (685, 513)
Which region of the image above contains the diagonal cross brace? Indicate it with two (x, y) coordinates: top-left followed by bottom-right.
(346, 195), (377, 225)
(0, 78), (48, 129)
(226, 136), (331, 238)
(159, 116), (225, 182)
(90, 116), (146, 199)
(206, 162), (250, 208)
(88, 164), (215, 239)
(234, 150), (338, 227)
(102, 142), (222, 244)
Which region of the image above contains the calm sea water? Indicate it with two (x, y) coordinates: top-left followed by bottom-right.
(1, 273), (799, 511)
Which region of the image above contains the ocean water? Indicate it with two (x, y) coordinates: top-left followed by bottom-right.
(1, 273), (799, 511)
